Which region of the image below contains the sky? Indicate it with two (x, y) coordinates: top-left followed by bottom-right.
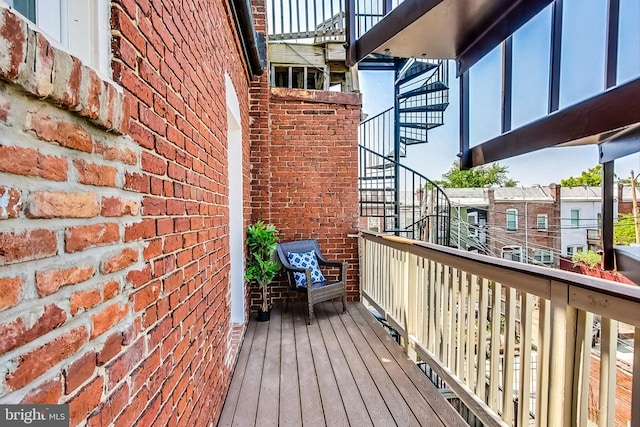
(358, 0), (640, 186)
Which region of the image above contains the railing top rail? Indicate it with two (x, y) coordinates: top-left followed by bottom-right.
(359, 106), (394, 125)
(358, 144), (450, 204)
(360, 230), (640, 305)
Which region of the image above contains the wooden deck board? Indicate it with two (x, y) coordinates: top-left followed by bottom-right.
(218, 319), (257, 425)
(337, 304), (421, 427)
(304, 305), (350, 426)
(291, 303), (324, 426)
(218, 302), (466, 427)
(278, 306), (302, 426)
(326, 302), (396, 426)
(353, 303), (468, 427)
(315, 304), (373, 426)
(256, 307), (282, 426)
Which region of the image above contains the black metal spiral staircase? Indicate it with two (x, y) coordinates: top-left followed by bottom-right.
(358, 58), (451, 244)
(262, 0), (451, 244)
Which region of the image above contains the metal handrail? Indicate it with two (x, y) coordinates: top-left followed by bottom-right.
(359, 144), (451, 245)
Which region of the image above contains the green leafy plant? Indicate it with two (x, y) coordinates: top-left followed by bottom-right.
(614, 213), (637, 245)
(245, 221), (280, 313)
(435, 160), (518, 188)
(572, 250), (602, 269)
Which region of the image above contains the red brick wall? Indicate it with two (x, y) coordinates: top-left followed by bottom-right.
(487, 186), (561, 265)
(249, 88), (362, 308)
(588, 356), (632, 426)
(0, 1), (257, 425)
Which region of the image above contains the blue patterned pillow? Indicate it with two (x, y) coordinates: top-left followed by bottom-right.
(287, 250), (325, 288)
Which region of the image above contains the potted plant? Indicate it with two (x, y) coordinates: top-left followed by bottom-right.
(245, 221), (280, 321)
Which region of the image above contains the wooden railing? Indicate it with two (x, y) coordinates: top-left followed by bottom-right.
(359, 231), (640, 427)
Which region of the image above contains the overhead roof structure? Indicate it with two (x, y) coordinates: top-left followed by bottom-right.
(346, 0), (639, 277)
(347, 0), (640, 168)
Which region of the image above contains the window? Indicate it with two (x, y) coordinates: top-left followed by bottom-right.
(536, 214), (548, 230)
(467, 211), (478, 237)
(567, 245), (584, 256)
(502, 246), (522, 262)
(571, 209), (580, 228)
(534, 250), (553, 264)
(272, 66), (326, 90)
(4, 0), (110, 75)
(506, 209), (518, 231)
(597, 213), (602, 228)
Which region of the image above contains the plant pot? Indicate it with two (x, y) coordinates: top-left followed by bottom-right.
(257, 307), (271, 322)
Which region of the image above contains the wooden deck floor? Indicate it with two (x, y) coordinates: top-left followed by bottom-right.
(218, 301), (466, 426)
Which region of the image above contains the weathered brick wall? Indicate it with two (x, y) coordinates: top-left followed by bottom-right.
(0, 1), (256, 425)
(249, 88), (361, 308)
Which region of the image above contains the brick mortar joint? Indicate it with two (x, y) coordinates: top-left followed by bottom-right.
(0, 6), (127, 134)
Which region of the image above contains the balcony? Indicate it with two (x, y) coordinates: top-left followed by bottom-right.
(223, 232), (639, 426)
(219, 302), (466, 425)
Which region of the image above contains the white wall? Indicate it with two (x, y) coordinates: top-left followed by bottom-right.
(226, 74), (244, 324)
(561, 200), (601, 255)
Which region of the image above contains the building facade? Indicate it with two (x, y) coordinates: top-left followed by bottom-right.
(0, 1), (360, 425)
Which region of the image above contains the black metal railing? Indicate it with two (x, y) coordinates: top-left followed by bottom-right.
(267, 0), (404, 42)
(359, 144), (450, 245)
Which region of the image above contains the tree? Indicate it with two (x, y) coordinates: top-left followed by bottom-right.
(614, 213), (636, 245)
(560, 165), (603, 187)
(436, 161), (518, 188)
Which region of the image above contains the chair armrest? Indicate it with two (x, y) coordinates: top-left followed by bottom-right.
(317, 259), (347, 282)
(317, 259), (342, 268)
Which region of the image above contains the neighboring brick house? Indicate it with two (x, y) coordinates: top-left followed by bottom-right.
(440, 186), (561, 265)
(486, 185), (561, 266)
(443, 188), (489, 253)
(0, 1), (360, 426)
(618, 183), (640, 215)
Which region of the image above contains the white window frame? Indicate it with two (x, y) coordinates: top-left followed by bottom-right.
(534, 249), (553, 264)
(570, 209), (580, 228)
(3, 0), (110, 76)
(566, 245), (584, 257)
(536, 214), (548, 230)
(501, 246), (522, 262)
(506, 208), (518, 231)
(467, 211), (478, 238)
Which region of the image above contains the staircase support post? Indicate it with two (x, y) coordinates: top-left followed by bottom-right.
(393, 60), (402, 235)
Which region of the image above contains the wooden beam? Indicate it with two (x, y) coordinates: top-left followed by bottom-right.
(462, 77), (640, 168)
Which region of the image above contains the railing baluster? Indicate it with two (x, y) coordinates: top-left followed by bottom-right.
(536, 297), (550, 427)
(442, 265), (450, 364)
(427, 259), (436, 352)
(599, 317), (618, 426)
(548, 281), (577, 426)
(502, 286), (516, 424)
(447, 267), (457, 370)
(518, 292), (533, 427)
(488, 281), (501, 410)
(417, 257), (426, 346)
(456, 271), (467, 379)
(435, 261), (443, 360)
(476, 276), (488, 401)
(573, 310), (592, 427)
(467, 273), (477, 390)
(407, 252), (418, 358)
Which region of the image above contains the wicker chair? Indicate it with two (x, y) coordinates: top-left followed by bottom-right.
(276, 239), (347, 324)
